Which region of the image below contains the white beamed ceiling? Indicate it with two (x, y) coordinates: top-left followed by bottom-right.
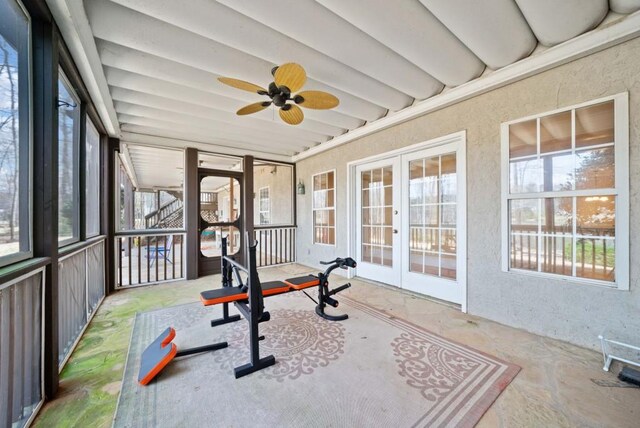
(70, 0), (640, 161)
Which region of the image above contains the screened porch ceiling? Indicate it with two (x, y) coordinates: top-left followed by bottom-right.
(52, 0), (640, 169)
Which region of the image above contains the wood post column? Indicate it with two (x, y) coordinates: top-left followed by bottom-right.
(185, 148), (199, 280)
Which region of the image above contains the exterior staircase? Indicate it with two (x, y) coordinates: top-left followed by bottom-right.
(145, 197), (183, 229)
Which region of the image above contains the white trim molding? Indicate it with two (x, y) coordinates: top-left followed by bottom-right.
(294, 11), (640, 162)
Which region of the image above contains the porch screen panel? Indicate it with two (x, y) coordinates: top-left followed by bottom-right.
(408, 154), (457, 279)
(0, 0), (31, 267)
(87, 241), (105, 315)
(85, 119), (101, 237)
(0, 271), (43, 428)
(58, 250), (87, 366)
(360, 167), (393, 266)
(58, 71), (81, 246)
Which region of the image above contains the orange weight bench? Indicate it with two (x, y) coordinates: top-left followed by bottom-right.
(199, 276), (320, 306)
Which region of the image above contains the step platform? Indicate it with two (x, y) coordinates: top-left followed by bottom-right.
(138, 327), (177, 385)
(200, 276), (321, 306)
(138, 327), (229, 386)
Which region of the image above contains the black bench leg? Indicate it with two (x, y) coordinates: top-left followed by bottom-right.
(234, 355), (276, 379)
(175, 341), (228, 358)
(211, 302), (242, 327)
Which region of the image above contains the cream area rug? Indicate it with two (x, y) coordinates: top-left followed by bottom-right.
(114, 293), (519, 427)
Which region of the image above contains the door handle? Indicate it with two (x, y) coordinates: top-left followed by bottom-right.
(393, 229), (398, 234)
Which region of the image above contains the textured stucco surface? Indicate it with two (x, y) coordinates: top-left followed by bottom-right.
(296, 36), (640, 350)
(253, 164), (294, 225)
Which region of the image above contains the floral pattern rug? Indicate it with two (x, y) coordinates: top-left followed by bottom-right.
(115, 293), (519, 427)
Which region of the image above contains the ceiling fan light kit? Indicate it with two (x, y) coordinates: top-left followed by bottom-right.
(218, 62), (339, 125)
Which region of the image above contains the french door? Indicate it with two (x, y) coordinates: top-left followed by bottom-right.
(354, 138), (466, 306)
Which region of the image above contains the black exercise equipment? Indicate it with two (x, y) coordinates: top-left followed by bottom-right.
(220, 235), (276, 378)
(618, 366), (640, 386)
(138, 233), (356, 384)
(200, 239), (356, 322)
(315, 257), (357, 321)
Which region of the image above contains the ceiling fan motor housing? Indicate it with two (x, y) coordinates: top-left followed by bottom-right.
(270, 84), (291, 107)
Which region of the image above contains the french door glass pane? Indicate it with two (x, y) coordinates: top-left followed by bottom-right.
(361, 166), (393, 267)
(408, 154), (457, 279)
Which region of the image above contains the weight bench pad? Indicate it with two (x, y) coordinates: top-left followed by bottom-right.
(261, 281), (292, 296)
(200, 287), (247, 306)
(284, 275), (320, 290)
(138, 327), (177, 385)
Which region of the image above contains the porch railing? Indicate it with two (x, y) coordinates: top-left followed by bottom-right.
(58, 238), (106, 368)
(254, 226), (296, 267)
(0, 268), (45, 428)
(116, 230), (185, 288)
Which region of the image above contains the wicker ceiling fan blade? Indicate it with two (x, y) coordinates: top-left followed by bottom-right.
(295, 91), (339, 110)
(274, 63), (306, 93)
(279, 105), (304, 125)
(237, 101), (271, 115)
(218, 77), (266, 94)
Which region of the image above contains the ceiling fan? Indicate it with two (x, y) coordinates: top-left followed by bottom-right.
(217, 63), (339, 125)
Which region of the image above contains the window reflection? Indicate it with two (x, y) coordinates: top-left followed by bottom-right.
(575, 147), (614, 190)
(510, 158), (542, 193)
(575, 101), (614, 147)
(408, 155), (457, 279)
(507, 99), (617, 283)
(540, 111), (571, 153)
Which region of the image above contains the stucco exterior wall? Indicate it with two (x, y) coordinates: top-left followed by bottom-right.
(253, 164), (294, 225)
(295, 37), (640, 350)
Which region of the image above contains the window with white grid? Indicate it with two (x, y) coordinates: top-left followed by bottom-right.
(501, 93), (629, 289)
(258, 186), (270, 225)
(312, 170), (335, 245)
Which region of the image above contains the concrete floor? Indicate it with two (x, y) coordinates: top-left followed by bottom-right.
(34, 264), (639, 427)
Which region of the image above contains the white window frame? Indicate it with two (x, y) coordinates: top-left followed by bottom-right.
(312, 169), (336, 246)
(500, 92), (629, 290)
(258, 186), (270, 225)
